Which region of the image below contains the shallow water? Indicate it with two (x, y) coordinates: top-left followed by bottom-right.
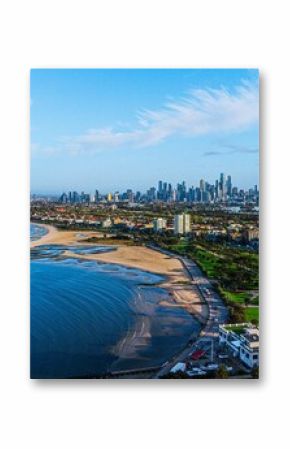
(30, 223), (48, 241)
(30, 224), (200, 378)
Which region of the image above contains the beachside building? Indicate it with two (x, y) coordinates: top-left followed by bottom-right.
(219, 323), (259, 369)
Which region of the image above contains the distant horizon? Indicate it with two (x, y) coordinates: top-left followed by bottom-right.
(31, 69), (259, 193)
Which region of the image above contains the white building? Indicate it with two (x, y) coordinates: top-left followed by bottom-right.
(219, 324), (259, 369)
(174, 213), (191, 235)
(153, 217), (167, 232)
(102, 217), (112, 228)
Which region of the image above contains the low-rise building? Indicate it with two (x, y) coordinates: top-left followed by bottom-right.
(219, 323), (259, 369)
(102, 217), (112, 228)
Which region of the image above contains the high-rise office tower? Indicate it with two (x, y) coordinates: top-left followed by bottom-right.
(127, 189), (134, 202)
(72, 191), (79, 203)
(59, 193), (68, 203)
(214, 180), (219, 199)
(219, 173), (226, 199)
(226, 175), (232, 196)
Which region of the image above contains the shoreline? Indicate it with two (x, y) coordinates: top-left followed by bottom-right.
(30, 222), (108, 248)
(31, 223), (208, 323)
(31, 224), (208, 371)
(30, 223), (59, 247)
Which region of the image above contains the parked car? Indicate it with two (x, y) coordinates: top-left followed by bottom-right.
(205, 364), (219, 371)
(187, 368), (206, 377)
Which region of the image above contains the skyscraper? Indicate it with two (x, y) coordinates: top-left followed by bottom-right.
(226, 175), (232, 197)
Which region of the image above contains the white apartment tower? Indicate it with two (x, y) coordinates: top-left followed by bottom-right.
(153, 218), (167, 232)
(174, 213), (191, 235)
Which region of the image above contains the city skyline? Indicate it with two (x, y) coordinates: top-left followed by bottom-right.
(31, 69), (259, 193)
(32, 173), (258, 197)
(51, 171), (259, 206)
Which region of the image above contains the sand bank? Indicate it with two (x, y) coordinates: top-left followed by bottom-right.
(65, 246), (208, 323)
(31, 225), (208, 324)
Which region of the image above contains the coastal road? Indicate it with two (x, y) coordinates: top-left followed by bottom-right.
(147, 245), (228, 378)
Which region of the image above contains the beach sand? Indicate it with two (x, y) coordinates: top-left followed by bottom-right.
(31, 223), (208, 325)
(30, 224), (104, 248)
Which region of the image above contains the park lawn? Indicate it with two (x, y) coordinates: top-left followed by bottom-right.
(170, 241), (190, 252)
(222, 290), (250, 304)
(224, 325), (248, 334)
(193, 249), (219, 275)
(245, 306), (259, 323)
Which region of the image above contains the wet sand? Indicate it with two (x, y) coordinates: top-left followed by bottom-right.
(31, 224), (208, 330)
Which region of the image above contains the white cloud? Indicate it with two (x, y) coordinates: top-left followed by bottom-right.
(38, 80), (259, 155)
(203, 142), (259, 157)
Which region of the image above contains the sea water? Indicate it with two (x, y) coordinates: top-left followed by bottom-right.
(30, 225), (200, 378)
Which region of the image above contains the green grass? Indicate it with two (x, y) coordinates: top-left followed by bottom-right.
(222, 290), (250, 304)
(224, 325), (248, 334)
(245, 307), (259, 323)
(251, 296), (259, 305)
(165, 238), (259, 324)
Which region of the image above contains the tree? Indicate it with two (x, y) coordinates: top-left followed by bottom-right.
(215, 364), (229, 379)
(252, 366), (259, 379)
(251, 318), (259, 326)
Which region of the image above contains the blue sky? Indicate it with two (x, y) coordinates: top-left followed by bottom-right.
(31, 69), (259, 194)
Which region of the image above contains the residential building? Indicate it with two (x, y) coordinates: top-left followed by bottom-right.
(174, 213), (191, 235)
(219, 323), (259, 369)
(153, 217), (167, 232)
(102, 217), (112, 228)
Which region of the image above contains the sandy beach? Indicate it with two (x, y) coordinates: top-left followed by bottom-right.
(30, 223), (104, 248)
(31, 223), (208, 323)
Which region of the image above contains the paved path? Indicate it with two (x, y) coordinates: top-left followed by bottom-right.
(147, 245), (228, 378)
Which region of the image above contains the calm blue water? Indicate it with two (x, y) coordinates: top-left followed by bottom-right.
(30, 224), (200, 378)
(30, 223), (48, 241)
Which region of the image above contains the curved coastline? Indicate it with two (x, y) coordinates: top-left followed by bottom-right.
(31, 254), (199, 378)
(30, 225), (206, 377)
(30, 223), (58, 247)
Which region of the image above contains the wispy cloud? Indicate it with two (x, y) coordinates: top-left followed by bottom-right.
(204, 143), (259, 157)
(36, 80), (259, 155)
